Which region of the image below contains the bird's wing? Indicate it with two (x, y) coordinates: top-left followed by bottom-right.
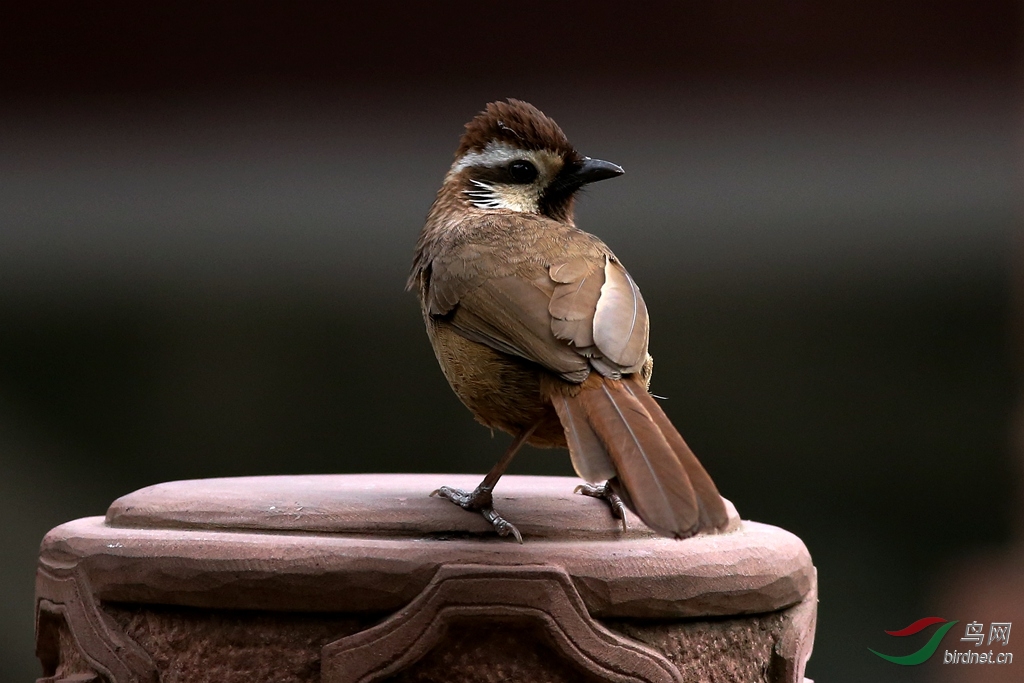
(548, 254), (649, 378)
(427, 224), (649, 382)
(450, 274), (591, 380)
(424, 241), (495, 317)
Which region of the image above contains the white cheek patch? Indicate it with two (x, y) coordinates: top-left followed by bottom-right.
(463, 179), (542, 212)
(463, 179), (505, 210)
(449, 142), (564, 213)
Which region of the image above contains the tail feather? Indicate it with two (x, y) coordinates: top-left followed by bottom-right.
(550, 392), (616, 482)
(623, 379), (729, 530)
(576, 379), (700, 537)
(550, 375), (727, 538)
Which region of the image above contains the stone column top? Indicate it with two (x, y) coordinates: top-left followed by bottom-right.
(40, 474), (814, 619)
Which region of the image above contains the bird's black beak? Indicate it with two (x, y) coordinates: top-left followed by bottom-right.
(567, 157), (625, 185)
(543, 156), (624, 210)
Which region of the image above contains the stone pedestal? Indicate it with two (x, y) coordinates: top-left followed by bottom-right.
(35, 474), (816, 683)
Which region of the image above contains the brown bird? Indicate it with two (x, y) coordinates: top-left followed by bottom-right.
(408, 99), (728, 541)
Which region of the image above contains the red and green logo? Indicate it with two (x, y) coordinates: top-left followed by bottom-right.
(869, 617), (959, 665)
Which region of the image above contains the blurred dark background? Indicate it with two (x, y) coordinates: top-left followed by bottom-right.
(1, 2), (1021, 681)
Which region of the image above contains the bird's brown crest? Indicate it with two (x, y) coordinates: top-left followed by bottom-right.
(456, 99), (577, 159)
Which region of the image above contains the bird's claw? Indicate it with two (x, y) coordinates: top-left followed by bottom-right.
(482, 507), (523, 543)
(431, 485), (520, 542)
(431, 485), (492, 509)
(575, 482), (629, 531)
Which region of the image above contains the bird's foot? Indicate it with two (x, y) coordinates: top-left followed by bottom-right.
(431, 485), (523, 543)
(575, 481), (628, 531)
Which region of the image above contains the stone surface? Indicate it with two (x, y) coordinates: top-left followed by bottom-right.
(59, 474), (810, 618)
(105, 473), (740, 540)
(36, 474), (817, 683)
(105, 605), (370, 683)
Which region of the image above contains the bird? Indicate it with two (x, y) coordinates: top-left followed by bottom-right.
(408, 99), (728, 541)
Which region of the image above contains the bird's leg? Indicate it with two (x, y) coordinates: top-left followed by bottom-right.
(575, 479), (629, 532)
(431, 422), (539, 543)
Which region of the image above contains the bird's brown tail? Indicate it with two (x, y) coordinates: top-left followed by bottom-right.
(548, 375), (728, 538)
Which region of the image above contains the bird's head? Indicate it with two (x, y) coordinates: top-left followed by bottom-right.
(444, 99), (623, 224)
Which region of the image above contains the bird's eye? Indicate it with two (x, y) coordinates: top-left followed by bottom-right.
(508, 160), (538, 184)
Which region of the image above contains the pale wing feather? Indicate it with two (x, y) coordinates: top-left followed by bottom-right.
(589, 356), (623, 380)
(592, 258), (649, 371)
(550, 259), (593, 284)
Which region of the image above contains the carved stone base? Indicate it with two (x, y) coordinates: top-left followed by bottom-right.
(36, 474), (816, 683)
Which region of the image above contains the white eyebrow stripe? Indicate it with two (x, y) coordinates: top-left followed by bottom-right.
(450, 140), (526, 173)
